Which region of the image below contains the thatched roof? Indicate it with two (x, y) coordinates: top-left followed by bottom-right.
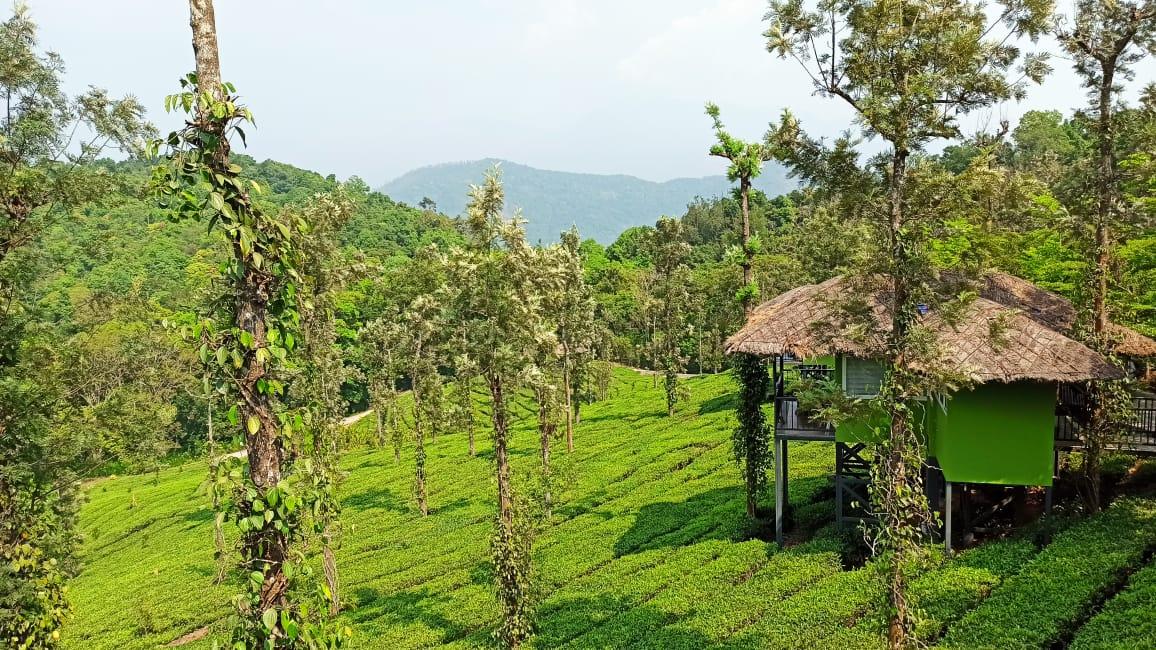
(982, 273), (1156, 358)
(725, 275), (1125, 384)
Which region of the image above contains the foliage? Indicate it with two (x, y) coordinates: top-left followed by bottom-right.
(447, 168), (556, 648)
(48, 368), (1156, 649)
(1070, 559), (1156, 649)
(649, 217), (692, 416)
(151, 73), (346, 647)
(731, 353), (771, 518)
(0, 5), (153, 646)
(765, 0), (1052, 645)
(1057, 0), (1156, 513)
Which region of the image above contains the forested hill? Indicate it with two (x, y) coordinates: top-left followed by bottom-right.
(379, 158), (794, 243)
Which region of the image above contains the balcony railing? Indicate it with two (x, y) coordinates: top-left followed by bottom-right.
(1055, 387), (1156, 452)
(774, 395), (835, 441)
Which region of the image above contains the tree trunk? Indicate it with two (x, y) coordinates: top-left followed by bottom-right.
(206, 375), (214, 455)
(413, 393), (428, 517)
(740, 176), (754, 317)
(490, 375), (513, 529)
(886, 147), (914, 650)
(1084, 59), (1118, 515)
(189, 0), (221, 94)
(538, 391), (552, 518)
(189, 0), (289, 613)
(467, 386), (476, 457)
(562, 345), (574, 453)
(375, 408), (384, 448)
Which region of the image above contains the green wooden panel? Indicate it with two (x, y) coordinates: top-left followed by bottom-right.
(929, 381), (1056, 486)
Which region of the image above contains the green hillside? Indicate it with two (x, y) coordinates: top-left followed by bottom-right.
(64, 369), (1156, 649)
(378, 159), (794, 244)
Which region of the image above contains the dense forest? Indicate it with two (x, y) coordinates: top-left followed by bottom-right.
(3, 0), (1156, 649)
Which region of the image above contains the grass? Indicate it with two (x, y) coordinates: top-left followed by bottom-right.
(63, 367), (1156, 649)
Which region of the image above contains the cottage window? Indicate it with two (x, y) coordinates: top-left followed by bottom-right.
(843, 356), (883, 398)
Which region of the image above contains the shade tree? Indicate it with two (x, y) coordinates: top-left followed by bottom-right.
(447, 168), (553, 648)
(764, 0), (1051, 645)
(1058, 0), (1156, 513)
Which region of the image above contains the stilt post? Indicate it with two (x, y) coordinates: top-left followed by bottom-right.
(945, 481), (953, 555)
(774, 437), (787, 546)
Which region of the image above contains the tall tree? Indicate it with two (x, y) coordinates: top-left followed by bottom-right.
(1058, 0), (1156, 513)
(554, 227), (598, 451)
(650, 216), (692, 416)
(706, 104), (778, 519)
(706, 103), (775, 316)
(399, 247), (451, 516)
(152, 0), (347, 644)
(0, 5), (151, 646)
(448, 169), (551, 648)
(361, 319), (404, 461)
(765, 0), (1050, 646)
(292, 190), (357, 614)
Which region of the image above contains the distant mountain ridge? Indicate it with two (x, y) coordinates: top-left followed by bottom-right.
(378, 159), (794, 244)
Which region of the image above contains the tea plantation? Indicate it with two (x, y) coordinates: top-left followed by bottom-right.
(65, 369), (1156, 649)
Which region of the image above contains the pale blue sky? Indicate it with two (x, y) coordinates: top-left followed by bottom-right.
(24, 0), (1156, 185)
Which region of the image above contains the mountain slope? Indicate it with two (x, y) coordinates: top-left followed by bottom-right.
(378, 159), (794, 243)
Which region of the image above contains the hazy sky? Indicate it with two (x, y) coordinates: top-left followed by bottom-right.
(25, 0), (1156, 185)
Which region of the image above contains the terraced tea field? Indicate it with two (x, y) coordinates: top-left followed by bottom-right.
(65, 369), (1156, 649)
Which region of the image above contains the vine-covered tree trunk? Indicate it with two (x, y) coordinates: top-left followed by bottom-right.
(734, 353), (770, 519)
(414, 412), (428, 517)
(463, 377), (476, 457)
(488, 372), (532, 648)
(664, 364), (678, 417)
(491, 375), (513, 528)
(188, 0), (290, 613)
(884, 146), (919, 650)
(375, 408), (385, 448)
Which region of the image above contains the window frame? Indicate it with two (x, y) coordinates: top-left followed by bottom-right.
(841, 355), (884, 399)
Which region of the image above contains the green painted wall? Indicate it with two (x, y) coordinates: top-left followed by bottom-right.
(929, 381), (1056, 486)
(825, 355), (1056, 486)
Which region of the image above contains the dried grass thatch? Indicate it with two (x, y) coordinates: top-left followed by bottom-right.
(982, 273), (1156, 359)
(725, 275), (1125, 383)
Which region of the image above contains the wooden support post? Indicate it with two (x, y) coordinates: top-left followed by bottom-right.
(945, 481), (953, 555)
(835, 442), (844, 524)
(1044, 486), (1053, 515)
(782, 438), (789, 520)
(774, 436), (785, 545)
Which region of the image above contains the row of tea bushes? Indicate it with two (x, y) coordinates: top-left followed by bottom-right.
(1070, 560), (1156, 649)
(939, 498), (1156, 649)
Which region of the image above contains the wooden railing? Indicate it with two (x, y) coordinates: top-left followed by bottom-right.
(774, 395), (835, 441)
(1055, 386), (1156, 451)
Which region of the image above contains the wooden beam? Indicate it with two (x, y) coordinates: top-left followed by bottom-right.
(945, 481), (953, 556)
